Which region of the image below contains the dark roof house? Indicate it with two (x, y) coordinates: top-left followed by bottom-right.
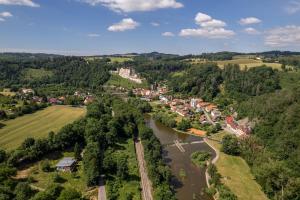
(56, 157), (77, 172)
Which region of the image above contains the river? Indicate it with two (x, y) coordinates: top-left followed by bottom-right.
(145, 115), (215, 200)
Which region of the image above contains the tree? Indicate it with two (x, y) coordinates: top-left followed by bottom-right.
(221, 135), (240, 155)
(116, 153), (128, 180)
(177, 119), (191, 131)
(57, 188), (81, 200)
(83, 142), (102, 186)
(14, 182), (35, 200)
(74, 143), (81, 161)
(0, 149), (6, 163)
(21, 137), (35, 149)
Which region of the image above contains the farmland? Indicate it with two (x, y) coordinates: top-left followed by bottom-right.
(0, 105), (86, 150)
(206, 132), (269, 200)
(186, 58), (282, 70)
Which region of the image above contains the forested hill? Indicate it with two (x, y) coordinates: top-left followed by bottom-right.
(0, 56), (110, 89)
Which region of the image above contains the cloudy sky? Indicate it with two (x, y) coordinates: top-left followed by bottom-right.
(0, 0), (300, 55)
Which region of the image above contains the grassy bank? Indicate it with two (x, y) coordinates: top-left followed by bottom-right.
(206, 132), (269, 200)
(0, 105), (86, 150)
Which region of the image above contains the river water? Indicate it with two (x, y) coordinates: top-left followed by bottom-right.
(145, 115), (215, 200)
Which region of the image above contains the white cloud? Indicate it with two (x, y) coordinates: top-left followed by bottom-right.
(81, 0), (183, 12)
(162, 32), (174, 37)
(244, 27), (260, 35)
(87, 33), (100, 37)
(0, 11), (13, 22)
(285, 0), (300, 14)
(239, 17), (261, 25)
(0, 11), (12, 17)
(108, 18), (139, 32)
(179, 28), (235, 39)
(195, 12), (212, 24)
(179, 12), (235, 39)
(265, 25), (300, 47)
(151, 22), (160, 27)
(0, 0), (39, 7)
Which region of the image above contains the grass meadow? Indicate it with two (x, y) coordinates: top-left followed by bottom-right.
(0, 105), (86, 150)
(206, 132), (269, 200)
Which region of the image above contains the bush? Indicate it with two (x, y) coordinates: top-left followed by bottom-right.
(40, 159), (51, 172)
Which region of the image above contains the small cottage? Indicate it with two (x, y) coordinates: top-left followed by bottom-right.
(56, 157), (77, 172)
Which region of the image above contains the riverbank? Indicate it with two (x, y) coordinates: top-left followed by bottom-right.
(205, 132), (269, 200)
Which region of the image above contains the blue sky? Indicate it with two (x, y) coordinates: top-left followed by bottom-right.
(0, 0), (300, 55)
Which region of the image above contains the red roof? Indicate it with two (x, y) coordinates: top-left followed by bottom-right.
(226, 116), (238, 129)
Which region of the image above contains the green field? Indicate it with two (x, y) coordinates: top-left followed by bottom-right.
(108, 56), (133, 63)
(186, 58), (282, 70)
(207, 132), (269, 200)
(106, 74), (148, 89)
(21, 68), (54, 81)
(0, 105), (86, 150)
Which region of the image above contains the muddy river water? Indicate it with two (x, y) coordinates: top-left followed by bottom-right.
(145, 115), (215, 200)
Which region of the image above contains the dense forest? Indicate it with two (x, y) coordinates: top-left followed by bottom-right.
(168, 63), (280, 101)
(0, 56), (110, 89)
(236, 88), (300, 199)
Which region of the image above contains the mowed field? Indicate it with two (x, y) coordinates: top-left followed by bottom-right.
(207, 132), (269, 200)
(0, 105), (86, 150)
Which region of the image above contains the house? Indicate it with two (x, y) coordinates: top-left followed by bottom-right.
(48, 98), (62, 105)
(226, 116), (251, 137)
(211, 109), (222, 121)
(21, 88), (35, 95)
(196, 102), (210, 109)
(190, 98), (203, 108)
(84, 96), (95, 105)
(56, 157), (77, 172)
(205, 104), (218, 113)
(199, 115), (208, 124)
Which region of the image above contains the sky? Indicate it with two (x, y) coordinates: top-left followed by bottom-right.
(0, 0), (300, 55)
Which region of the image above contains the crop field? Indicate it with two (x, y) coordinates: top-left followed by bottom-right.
(206, 132), (269, 200)
(0, 105), (86, 150)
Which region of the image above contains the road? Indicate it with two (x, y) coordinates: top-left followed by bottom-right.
(135, 139), (153, 200)
(98, 177), (107, 200)
(204, 111), (216, 126)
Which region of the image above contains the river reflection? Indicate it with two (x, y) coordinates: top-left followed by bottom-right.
(145, 115), (215, 200)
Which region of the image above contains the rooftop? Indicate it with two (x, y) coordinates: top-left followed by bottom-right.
(56, 157), (76, 167)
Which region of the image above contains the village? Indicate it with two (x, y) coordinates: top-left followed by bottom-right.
(132, 83), (252, 138)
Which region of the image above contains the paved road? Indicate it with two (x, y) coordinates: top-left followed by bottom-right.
(98, 178), (107, 200)
(135, 139), (153, 200)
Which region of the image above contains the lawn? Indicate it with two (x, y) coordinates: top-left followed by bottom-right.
(206, 132), (269, 200)
(0, 105), (86, 150)
(106, 139), (141, 200)
(106, 74), (148, 89)
(16, 151), (97, 199)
